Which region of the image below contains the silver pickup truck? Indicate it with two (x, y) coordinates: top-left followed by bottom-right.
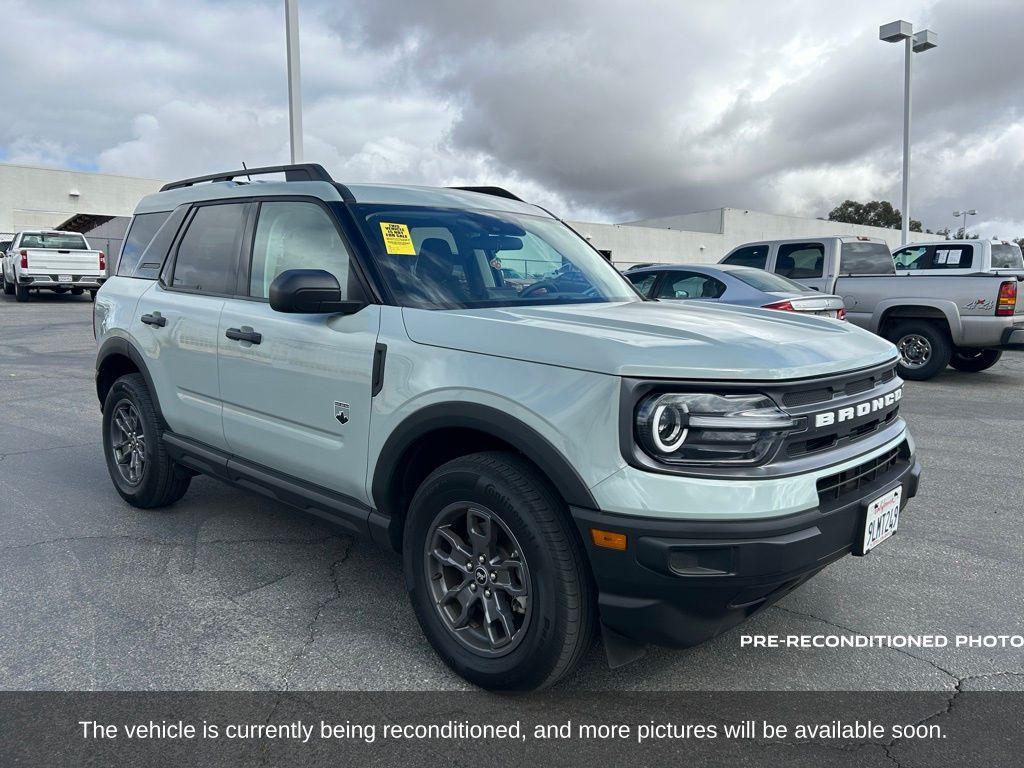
(721, 236), (1024, 380)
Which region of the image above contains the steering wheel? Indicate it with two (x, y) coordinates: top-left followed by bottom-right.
(520, 280), (560, 298)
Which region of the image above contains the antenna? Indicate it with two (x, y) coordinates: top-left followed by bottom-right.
(241, 161), (252, 182)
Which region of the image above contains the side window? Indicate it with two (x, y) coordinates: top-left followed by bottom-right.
(248, 202), (352, 299)
(896, 245), (972, 270)
(775, 242), (825, 279)
(117, 211), (171, 277)
(171, 203), (247, 293)
(894, 246), (926, 269)
(656, 271), (726, 299)
(626, 271), (659, 297)
(722, 245), (768, 269)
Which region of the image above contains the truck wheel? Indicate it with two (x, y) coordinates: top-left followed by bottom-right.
(949, 349), (1002, 373)
(71, 288), (84, 295)
(89, 290), (97, 302)
(888, 321), (951, 381)
(14, 283), (30, 302)
(404, 451), (595, 691)
(102, 373), (190, 508)
(1, 275), (12, 295)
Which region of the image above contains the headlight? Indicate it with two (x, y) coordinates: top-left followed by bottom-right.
(635, 392), (797, 466)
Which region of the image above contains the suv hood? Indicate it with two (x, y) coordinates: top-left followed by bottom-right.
(401, 301), (898, 380)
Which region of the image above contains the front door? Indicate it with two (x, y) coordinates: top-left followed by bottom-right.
(217, 199), (380, 504)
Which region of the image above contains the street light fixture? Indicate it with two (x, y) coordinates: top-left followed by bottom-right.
(953, 209), (977, 237)
(880, 20), (938, 246)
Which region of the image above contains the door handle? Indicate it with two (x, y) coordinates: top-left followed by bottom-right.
(140, 312), (166, 327)
(225, 326), (262, 345)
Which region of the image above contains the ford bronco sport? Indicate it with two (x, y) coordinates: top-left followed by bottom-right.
(94, 164), (921, 690)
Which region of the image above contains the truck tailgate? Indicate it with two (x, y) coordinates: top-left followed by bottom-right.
(23, 249), (103, 275)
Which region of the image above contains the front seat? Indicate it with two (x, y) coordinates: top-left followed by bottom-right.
(416, 238), (466, 305)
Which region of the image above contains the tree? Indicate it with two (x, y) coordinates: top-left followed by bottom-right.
(828, 199), (922, 232)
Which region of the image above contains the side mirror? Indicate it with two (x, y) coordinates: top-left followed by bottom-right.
(268, 269), (364, 314)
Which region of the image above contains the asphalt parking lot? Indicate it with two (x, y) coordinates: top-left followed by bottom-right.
(1, 293), (1022, 692)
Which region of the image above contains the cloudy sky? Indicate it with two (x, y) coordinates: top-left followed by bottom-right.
(2, 0), (1022, 235)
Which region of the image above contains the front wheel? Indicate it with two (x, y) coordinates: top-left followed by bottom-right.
(404, 451), (595, 691)
(886, 320), (951, 381)
(949, 348), (1002, 373)
(102, 373), (190, 508)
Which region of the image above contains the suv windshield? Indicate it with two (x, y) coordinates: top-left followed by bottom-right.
(840, 241), (895, 275)
(19, 232), (88, 250)
(991, 243), (1024, 270)
(352, 205), (639, 309)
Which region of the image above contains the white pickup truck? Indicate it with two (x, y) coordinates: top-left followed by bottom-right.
(721, 236), (1024, 380)
(1, 230), (106, 302)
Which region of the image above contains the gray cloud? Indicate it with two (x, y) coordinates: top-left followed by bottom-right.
(1, 0), (1022, 235)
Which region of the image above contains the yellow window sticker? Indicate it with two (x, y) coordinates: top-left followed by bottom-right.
(379, 222), (417, 255)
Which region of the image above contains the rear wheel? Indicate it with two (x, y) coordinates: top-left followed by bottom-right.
(886, 320), (951, 381)
(404, 451), (595, 691)
(14, 283), (30, 302)
(102, 373), (190, 508)
(949, 348), (1002, 373)
(89, 289), (97, 302)
(1, 273), (12, 295)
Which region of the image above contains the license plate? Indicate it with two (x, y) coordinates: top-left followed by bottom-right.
(58, 274), (73, 282)
(859, 486), (902, 554)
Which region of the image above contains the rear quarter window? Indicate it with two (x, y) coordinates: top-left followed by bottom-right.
(991, 244), (1024, 270)
(840, 242), (896, 275)
(117, 211), (172, 277)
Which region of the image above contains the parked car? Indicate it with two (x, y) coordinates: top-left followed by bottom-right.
(892, 239), (1024, 275)
(624, 263), (846, 319)
(721, 236), (1024, 380)
(2, 230), (106, 301)
(95, 163), (919, 690)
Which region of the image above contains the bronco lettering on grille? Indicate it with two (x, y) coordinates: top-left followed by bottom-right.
(814, 387), (902, 428)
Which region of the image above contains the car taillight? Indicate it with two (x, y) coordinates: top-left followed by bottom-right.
(98, 251), (106, 271)
(20, 249), (27, 268)
(762, 299), (795, 311)
(996, 281), (1017, 316)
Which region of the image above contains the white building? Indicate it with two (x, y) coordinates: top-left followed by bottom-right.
(570, 207), (932, 268)
(1, 162), (927, 266)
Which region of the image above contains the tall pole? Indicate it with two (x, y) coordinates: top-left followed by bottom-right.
(285, 0), (304, 163)
(901, 35), (912, 246)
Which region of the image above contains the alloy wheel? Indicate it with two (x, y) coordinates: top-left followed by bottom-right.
(897, 334), (932, 369)
(424, 503), (532, 656)
(110, 401), (147, 486)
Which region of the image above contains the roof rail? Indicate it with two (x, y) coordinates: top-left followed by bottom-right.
(159, 163), (334, 192)
(448, 186), (524, 202)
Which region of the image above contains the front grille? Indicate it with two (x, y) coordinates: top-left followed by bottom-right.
(816, 441), (909, 505)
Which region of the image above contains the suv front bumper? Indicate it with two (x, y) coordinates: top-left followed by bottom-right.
(571, 442), (921, 650)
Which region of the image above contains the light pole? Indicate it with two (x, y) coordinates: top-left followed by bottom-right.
(953, 209), (977, 238)
(285, 0), (304, 163)
(879, 20), (938, 246)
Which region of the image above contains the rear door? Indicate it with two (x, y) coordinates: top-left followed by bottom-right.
(772, 241), (830, 292)
(217, 198), (380, 502)
(133, 201), (250, 450)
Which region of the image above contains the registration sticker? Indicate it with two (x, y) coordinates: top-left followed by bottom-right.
(379, 222), (416, 255)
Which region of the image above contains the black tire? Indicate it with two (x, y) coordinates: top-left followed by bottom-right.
(404, 451), (595, 691)
(14, 283), (30, 302)
(102, 373), (190, 508)
(1, 274), (12, 295)
(949, 348), (1002, 373)
(71, 288), (84, 295)
(89, 289), (97, 302)
(886, 320), (951, 381)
